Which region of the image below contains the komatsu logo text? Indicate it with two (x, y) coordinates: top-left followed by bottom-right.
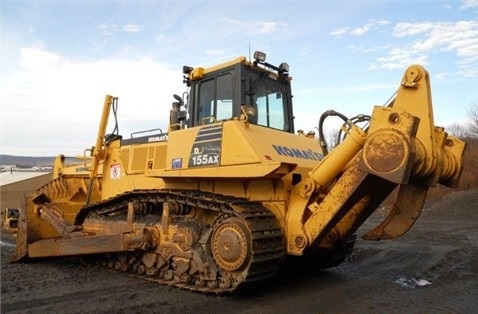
(75, 166), (91, 172)
(148, 134), (168, 142)
(272, 145), (323, 161)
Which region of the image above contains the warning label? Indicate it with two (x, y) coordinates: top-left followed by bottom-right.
(110, 164), (121, 179)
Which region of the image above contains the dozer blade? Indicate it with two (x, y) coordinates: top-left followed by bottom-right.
(362, 183), (428, 240)
(10, 194), (50, 262)
(10, 193), (83, 262)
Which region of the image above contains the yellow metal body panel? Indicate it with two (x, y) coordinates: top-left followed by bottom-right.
(190, 57), (247, 81)
(100, 140), (166, 200)
(96, 119), (324, 234)
(97, 120), (319, 199)
(152, 120), (321, 178)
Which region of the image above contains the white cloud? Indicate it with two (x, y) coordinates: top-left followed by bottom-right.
(393, 22), (434, 37)
(123, 24), (142, 34)
(256, 22), (278, 34)
(351, 25), (371, 36)
(97, 22), (142, 35)
(351, 19), (390, 36)
(97, 22), (118, 35)
(20, 46), (63, 71)
(459, 0), (478, 9)
(435, 72), (449, 80)
(373, 20), (478, 75)
(2, 46), (184, 155)
(97, 23), (108, 31)
(369, 48), (428, 70)
(329, 27), (348, 38)
(376, 20), (390, 27)
(331, 20), (390, 38)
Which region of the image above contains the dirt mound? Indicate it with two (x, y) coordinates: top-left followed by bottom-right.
(423, 188), (478, 220)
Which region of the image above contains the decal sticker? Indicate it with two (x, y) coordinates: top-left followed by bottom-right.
(75, 166), (91, 172)
(148, 134), (168, 142)
(272, 144), (323, 161)
(188, 125), (222, 168)
(190, 146), (220, 166)
(172, 158), (183, 169)
(110, 164), (121, 179)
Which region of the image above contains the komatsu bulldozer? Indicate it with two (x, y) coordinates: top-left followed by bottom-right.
(2, 208), (20, 231)
(11, 51), (466, 293)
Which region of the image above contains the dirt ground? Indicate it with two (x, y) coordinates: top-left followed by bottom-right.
(1, 189), (477, 314)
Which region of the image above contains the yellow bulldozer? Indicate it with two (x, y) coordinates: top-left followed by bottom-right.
(11, 51), (466, 293)
(2, 208), (20, 231)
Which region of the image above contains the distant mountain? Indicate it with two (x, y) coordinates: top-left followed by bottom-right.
(0, 155), (68, 168)
(0, 155), (82, 168)
(0, 155), (55, 167)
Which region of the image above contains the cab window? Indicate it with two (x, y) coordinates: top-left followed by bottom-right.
(198, 73), (233, 124)
(256, 92), (286, 130)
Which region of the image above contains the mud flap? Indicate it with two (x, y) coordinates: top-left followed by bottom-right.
(362, 183), (429, 240)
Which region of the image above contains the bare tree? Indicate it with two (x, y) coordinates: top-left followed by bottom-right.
(465, 101), (478, 138)
(446, 123), (468, 139)
(326, 128), (340, 149)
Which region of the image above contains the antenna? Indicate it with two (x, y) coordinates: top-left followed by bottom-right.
(248, 42), (251, 61)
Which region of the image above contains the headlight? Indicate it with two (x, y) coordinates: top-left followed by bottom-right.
(253, 51), (266, 63)
(279, 62), (289, 75)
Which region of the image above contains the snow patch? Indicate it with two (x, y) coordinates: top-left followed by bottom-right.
(0, 240), (15, 247)
(395, 276), (432, 288)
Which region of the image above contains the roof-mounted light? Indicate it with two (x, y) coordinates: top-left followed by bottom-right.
(279, 62), (289, 76)
(182, 66), (193, 86)
(253, 51), (266, 63)
(183, 66), (193, 74)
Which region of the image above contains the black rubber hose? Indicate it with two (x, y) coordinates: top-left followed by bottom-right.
(318, 110), (350, 156)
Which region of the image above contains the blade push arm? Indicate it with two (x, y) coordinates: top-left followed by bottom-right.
(86, 95), (116, 204)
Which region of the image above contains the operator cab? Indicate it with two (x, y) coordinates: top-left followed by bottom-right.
(170, 51), (295, 133)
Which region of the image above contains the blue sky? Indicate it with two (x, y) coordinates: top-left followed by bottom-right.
(1, 0), (477, 156)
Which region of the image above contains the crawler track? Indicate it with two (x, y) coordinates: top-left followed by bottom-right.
(78, 190), (285, 293)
